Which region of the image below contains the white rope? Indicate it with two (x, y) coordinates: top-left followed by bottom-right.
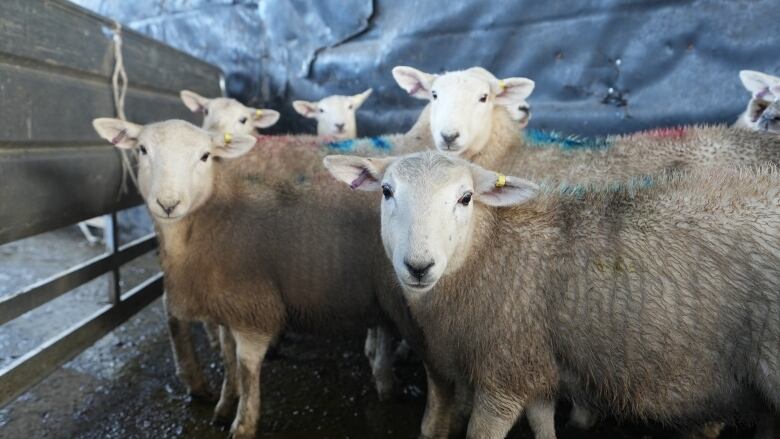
(111, 21), (138, 195)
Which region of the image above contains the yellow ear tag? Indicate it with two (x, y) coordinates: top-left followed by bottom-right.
(254, 109), (263, 119)
(223, 132), (233, 145)
(495, 173), (506, 188)
(498, 80), (506, 90)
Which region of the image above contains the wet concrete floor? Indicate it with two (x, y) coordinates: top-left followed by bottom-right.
(0, 213), (763, 438)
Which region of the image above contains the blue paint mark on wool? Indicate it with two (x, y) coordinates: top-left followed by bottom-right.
(370, 136), (393, 150)
(542, 175), (655, 198)
(525, 129), (611, 150)
(326, 139), (356, 151)
(326, 136), (394, 151)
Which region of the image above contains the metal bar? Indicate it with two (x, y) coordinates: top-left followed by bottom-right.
(105, 213), (121, 305)
(0, 273), (164, 408)
(0, 233), (157, 326)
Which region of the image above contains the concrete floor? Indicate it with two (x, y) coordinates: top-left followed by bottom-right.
(0, 212), (763, 438)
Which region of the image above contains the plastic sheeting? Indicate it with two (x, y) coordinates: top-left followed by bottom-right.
(72, 0), (780, 136)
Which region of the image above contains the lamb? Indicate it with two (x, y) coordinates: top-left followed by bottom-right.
(325, 150), (780, 439)
(91, 118), (427, 439)
(293, 89), (373, 139)
(734, 70), (780, 133)
(181, 89), (280, 135)
(392, 66), (780, 184)
(142, 90), (282, 401)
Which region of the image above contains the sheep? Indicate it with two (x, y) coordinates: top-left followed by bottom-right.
(392, 66), (535, 169)
(180, 89), (280, 136)
(734, 70), (780, 133)
(143, 90), (282, 401)
(293, 89), (373, 139)
(91, 118), (431, 439)
(392, 66), (780, 185)
(325, 150), (780, 439)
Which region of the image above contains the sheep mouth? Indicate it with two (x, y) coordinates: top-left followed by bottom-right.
(150, 211), (185, 222)
(402, 280), (435, 293)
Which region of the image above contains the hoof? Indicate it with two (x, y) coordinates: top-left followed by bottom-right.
(188, 387), (217, 403)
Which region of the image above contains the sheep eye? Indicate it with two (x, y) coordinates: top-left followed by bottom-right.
(479, 94), (488, 103)
(348, 104), (353, 110)
(318, 108), (324, 113)
(432, 91), (438, 100)
(240, 117), (248, 124)
(138, 145), (147, 155)
(381, 183), (393, 200)
(200, 152), (210, 162)
(458, 192), (473, 206)
(203, 108), (209, 116)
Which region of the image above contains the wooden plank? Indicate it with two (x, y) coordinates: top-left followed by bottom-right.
(0, 63), (200, 142)
(0, 233), (158, 326)
(0, 0), (222, 97)
(0, 273), (164, 408)
(0, 145), (142, 245)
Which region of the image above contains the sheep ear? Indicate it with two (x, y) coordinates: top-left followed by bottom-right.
(739, 70), (780, 97)
(92, 118), (143, 150)
(210, 132), (256, 158)
(293, 100), (318, 118)
(322, 155), (394, 191)
(470, 164), (539, 207)
(392, 66), (436, 100)
(180, 90), (211, 113)
(351, 88), (373, 108)
(249, 108), (280, 129)
(494, 77), (535, 107)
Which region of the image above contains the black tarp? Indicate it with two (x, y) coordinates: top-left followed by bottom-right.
(73, 0), (780, 136)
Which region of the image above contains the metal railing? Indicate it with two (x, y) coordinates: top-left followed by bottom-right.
(0, 226), (163, 405)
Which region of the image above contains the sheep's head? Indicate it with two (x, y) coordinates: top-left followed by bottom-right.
(293, 89), (373, 139)
(180, 90), (280, 136)
(92, 118), (256, 223)
(393, 66), (534, 158)
(739, 70), (780, 133)
(324, 151), (538, 295)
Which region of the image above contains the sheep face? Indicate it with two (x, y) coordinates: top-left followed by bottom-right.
(293, 89), (373, 139)
(180, 90), (280, 136)
(738, 70), (780, 133)
(92, 119), (256, 222)
(393, 66), (534, 158)
(323, 151), (538, 295)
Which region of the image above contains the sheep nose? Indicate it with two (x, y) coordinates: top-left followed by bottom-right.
(404, 259), (435, 281)
(335, 123), (345, 132)
(156, 198), (180, 216)
(440, 132), (460, 147)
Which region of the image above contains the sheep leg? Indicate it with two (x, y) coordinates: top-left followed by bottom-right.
(230, 330), (271, 439)
(420, 366), (457, 439)
(213, 326), (239, 426)
(466, 388), (524, 439)
(164, 295), (212, 400)
(526, 398), (557, 439)
(370, 325), (397, 401)
(364, 327), (377, 362)
(450, 381), (474, 436)
(204, 321), (222, 351)
(567, 402), (597, 430)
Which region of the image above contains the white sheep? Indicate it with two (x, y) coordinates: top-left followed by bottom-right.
(325, 150), (780, 439)
(392, 66), (535, 168)
(181, 89), (280, 136)
(293, 89), (373, 139)
(92, 118), (431, 439)
(734, 70), (780, 133)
